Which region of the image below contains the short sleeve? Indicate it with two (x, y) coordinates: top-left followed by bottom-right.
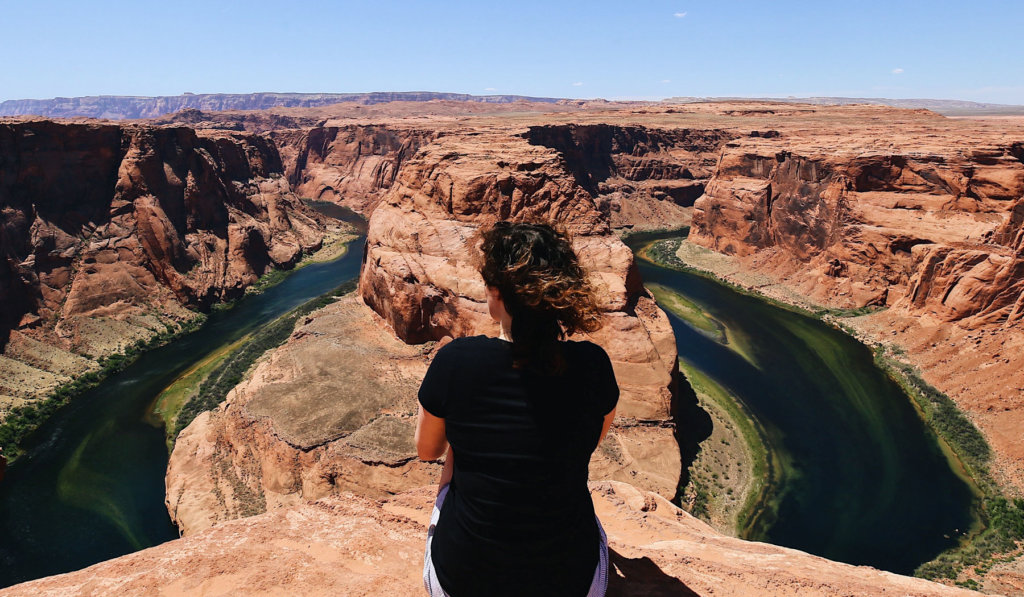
(587, 343), (619, 416)
(418, 341), (457, 418)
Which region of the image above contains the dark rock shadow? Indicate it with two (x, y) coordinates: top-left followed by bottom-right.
(672, 367), (714, 502)
(607, 548), (700, 596)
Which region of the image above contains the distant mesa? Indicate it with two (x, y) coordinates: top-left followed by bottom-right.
(4, 91), (1023, 120)
(0, 91), (566, 120)
(661, 96), (1024, 116)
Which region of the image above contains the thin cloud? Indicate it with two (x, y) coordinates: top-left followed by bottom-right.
(484, 87), (496, 91)
(673, 11), (687, 18)
(572, 82), (584, 87)
(661, 79), (671, 84)
(891, 68), (904, 75)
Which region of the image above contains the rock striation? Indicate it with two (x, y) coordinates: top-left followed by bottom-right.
(689, 133), (1024, 318)
(523, 123), (736, 230)
(0, 119), (322, 413)
(8, 101), (1024, 594)
(685, 109), (1024, 489)
(357, 126), (683, 494)
(2, 482), (984, 597)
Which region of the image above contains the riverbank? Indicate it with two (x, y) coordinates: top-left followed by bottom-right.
(642, 233), (1023, 588)
(641, 280), (767, 536)
(0, 313), (205, 464)
(0, 231), (357, 467)
(154, 238), (358, 442)
(242, 229), (357, 298)
(155, 278), (359, 445)
(0, 234), (366, 587)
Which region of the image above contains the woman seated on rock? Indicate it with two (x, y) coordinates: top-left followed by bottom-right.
(416, 220), (619, 597)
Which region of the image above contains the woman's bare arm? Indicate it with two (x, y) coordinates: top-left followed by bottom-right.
(416, 404), (448, 461)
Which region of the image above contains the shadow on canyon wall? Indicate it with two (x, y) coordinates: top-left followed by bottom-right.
(673, 368), (714, 502)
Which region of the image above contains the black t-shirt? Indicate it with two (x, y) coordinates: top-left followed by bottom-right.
(419, 336), (619, 597)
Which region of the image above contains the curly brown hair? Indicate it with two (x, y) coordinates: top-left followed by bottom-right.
(476, 220), (603, 372)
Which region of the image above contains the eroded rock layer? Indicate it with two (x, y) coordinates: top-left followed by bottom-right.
(357, 126), (682, 494)
(690, 134), (1024, 318)
(683, 109), (1024, 490)
(523, 123), (737, 230)
(12, 101), (1023, 593)
(0, 119), (322, 412)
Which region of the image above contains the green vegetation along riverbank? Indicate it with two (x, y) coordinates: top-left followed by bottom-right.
(0, 315), (205, 464)
(0, 237), (354, 466)
(676, 356), (777, 535)
(156, 279), (359, 444)
(638, 233), (1023, 585)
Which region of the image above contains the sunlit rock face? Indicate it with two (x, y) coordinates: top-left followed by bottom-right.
(6, 482), (985, 597)
(358, 125), (681, 492)
(0, 119), (322, 410)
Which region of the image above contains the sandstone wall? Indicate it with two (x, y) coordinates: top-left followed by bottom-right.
(690, 138), (1024, 321)
(0, 120), (322, 409)
(271, 125), (435, 214)
(355, 128), (683, 499)
(686, 126), (1024, 491)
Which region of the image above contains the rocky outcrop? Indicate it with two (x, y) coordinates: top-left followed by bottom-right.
(271, 125), (436, 215)
(150, 102), (1024, 593)
(357, 127), (681, 492)
(0, 92), (563, 120)
(167, 293), (680, 534)
(0, 119), (322, 411)
(689, 134), (1024, 320)
(3, 482), (985, 597)
(166, 294), (438, 533)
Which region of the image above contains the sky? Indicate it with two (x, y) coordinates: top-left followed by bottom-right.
(2, 0), (1023, 104)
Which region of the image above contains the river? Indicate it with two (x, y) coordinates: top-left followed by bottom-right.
(0, 235), (365, 588)
(626, 231), (977, 575)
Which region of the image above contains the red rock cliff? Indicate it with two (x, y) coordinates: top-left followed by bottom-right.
(523, 123), (736, 230)
(690, 132), (1024, 320)
(0, 119), (322, 407)
(684, 107), (1024, 490)
(358, 126), (682, 497)
(272, 125), (435, 215)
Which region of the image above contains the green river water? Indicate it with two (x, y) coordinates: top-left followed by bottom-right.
(0, 234), (365, 588)
(627, 231), (977, 575)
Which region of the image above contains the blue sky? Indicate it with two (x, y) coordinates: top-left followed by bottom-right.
(2, 0), (1022, 103)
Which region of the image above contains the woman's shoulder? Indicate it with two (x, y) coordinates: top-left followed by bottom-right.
(563, 339), (611, 360)
(445, 335), (509, 349)
(434, 335), (509, 360)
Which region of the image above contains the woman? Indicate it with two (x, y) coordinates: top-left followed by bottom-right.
(416, 221), (619, 597)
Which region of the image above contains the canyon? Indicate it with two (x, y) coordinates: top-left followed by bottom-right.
(0, 120), (323, 420)
(1, 98), (1022, 594)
